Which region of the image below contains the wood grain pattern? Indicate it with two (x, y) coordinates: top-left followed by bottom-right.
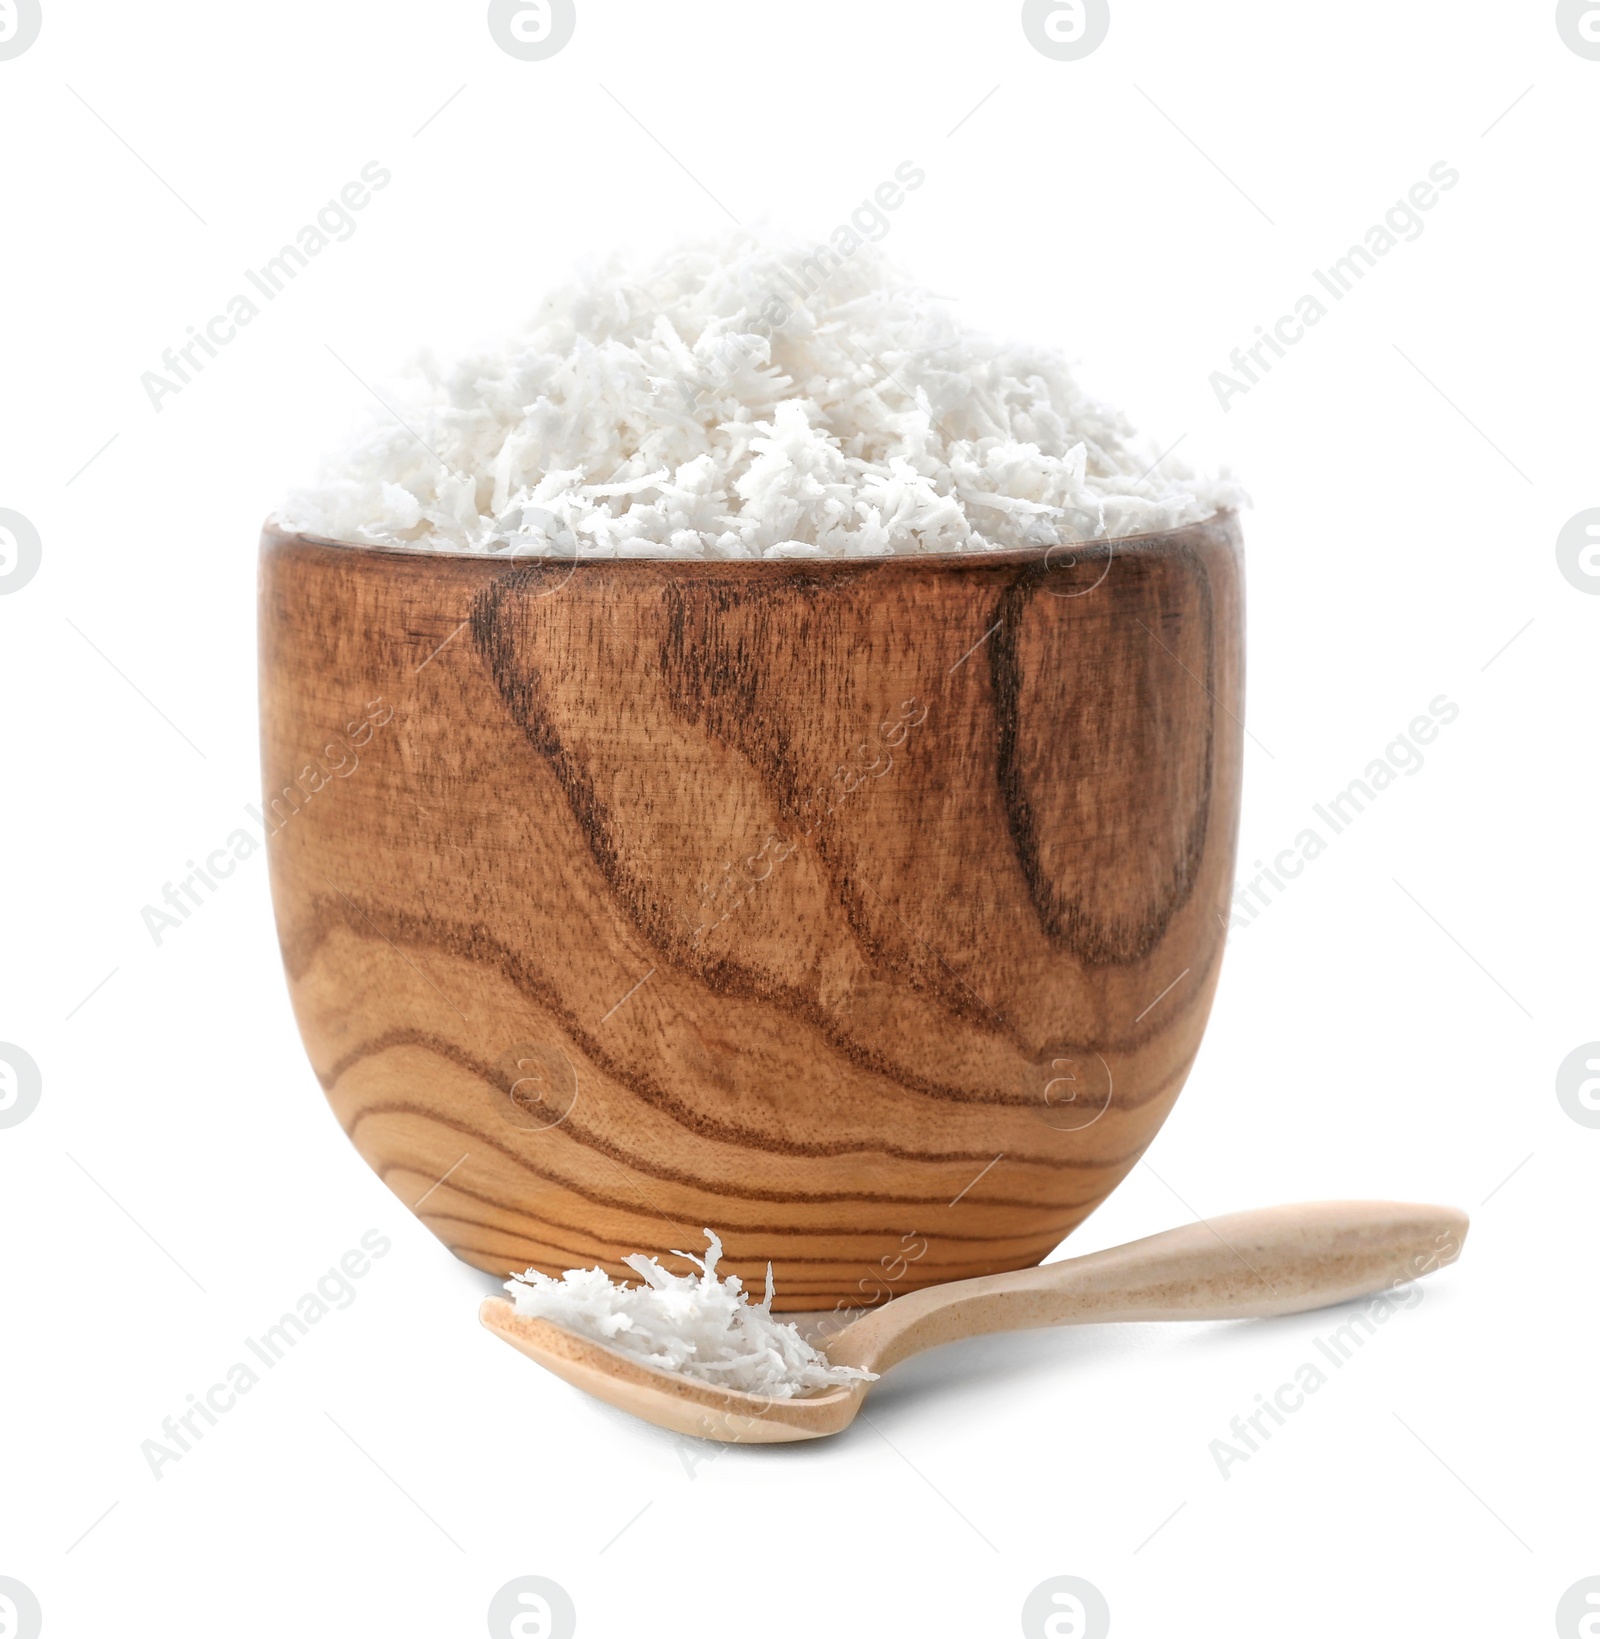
(258, 513), (1244, 1309)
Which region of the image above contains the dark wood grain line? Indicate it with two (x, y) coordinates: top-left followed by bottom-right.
(409, 1206), (1075, 1272)
(348, 1095), (1151, 1212)
(323, 1016), (1196, 1155)
(285, 887), (1216, 1114)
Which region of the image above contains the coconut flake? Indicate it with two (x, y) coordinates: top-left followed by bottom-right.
(504, 1230), (875, 1400)
(279, 231), (1244, 557)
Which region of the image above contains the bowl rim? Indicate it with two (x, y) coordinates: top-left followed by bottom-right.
(260, 509), (1239, 577)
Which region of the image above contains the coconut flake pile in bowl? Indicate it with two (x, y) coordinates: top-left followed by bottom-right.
(278, 232), (1241, 559)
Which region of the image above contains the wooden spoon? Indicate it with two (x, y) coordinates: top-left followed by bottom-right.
(479, 1201), (1467, 1444)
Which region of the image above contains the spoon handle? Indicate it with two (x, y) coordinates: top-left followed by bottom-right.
(825, 1201), (1468, 1376)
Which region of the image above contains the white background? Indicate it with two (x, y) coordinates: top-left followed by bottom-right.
(2, 2), (1596, 1635)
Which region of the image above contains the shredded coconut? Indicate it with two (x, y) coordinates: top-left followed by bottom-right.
(505, 1230), (876, 1399)
(280, 231), (1242, 557)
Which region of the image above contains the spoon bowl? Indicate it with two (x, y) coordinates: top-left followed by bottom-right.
(479, 1304), (868, 1442)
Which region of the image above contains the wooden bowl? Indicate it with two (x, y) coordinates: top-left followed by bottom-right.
(258, 513), (1243, 1310)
